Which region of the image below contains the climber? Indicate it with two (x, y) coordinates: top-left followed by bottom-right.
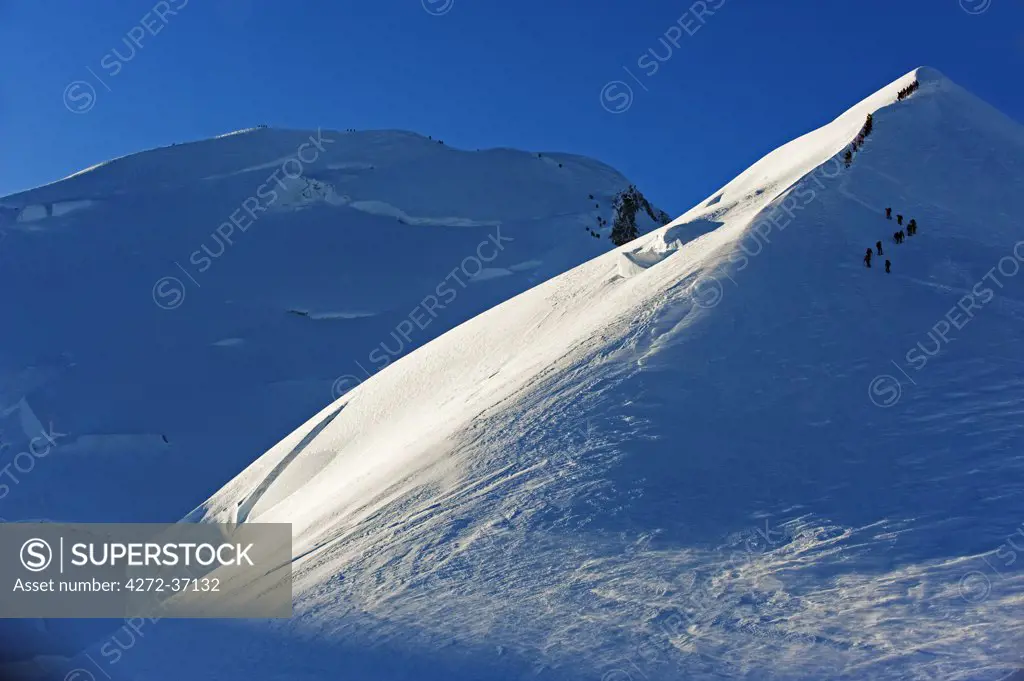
(897, 215), (904, 226)
(908, 219), (917, 236)
(886, 207), (892, 220)
(864, 248), (873, 268)
(898, 230), (906, 243)
(885, 260), (891, 274)
(876, 241), (883, 256)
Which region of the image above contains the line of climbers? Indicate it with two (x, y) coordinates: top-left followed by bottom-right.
(844, 113), (875, 167)
(864, 207), (920, 272)
(844, 80), (919, 168)
(896, 79), (920, 102)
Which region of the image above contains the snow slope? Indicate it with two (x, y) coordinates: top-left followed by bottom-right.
(0, 128), (664, 526)
(72, 67), (1024, 681)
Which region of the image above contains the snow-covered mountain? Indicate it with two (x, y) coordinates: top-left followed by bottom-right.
(0, 128), (665, 525)
(10, 65), (1024, 681)
(76, 66), (1024, 681)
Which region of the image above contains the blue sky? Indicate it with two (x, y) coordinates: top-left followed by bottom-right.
(2, 0), (1022, 213)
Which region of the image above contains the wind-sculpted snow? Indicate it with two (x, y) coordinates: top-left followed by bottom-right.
(13, 67), (1024, 680)
(102, 68), (1024, 680)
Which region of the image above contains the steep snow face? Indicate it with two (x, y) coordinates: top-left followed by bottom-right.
(125, 68), (1024, 681)
(0, 128), (663, 524)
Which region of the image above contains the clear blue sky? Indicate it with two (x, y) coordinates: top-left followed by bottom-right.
(2, 0), (1022, 213)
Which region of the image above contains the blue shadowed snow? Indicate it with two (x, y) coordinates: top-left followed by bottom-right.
(6, 68), (1024, 681)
